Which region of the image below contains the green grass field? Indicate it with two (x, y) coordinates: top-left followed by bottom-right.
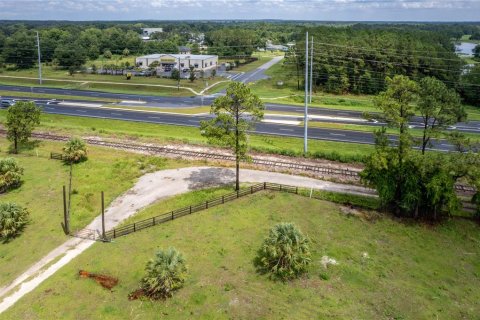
(3, 189), (479, 319)
(0, 138), (190, 288)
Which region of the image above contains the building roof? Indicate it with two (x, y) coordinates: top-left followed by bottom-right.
(178, 46), (191, 51)
(137, 54), (217, 60)
(142, 28), (163, 34)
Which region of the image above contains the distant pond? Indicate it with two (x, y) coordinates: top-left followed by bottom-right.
(455, 42), (477, 57)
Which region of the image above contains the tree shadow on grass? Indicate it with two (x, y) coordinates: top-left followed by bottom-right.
(7, 140), (42, 154)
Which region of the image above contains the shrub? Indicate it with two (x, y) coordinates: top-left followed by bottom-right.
(141, 248), (188, 299)
(63, 137), (88, 163)
(256, 223), (311, 280)
(103, 50), (112, 59)
(0, 203), (29, 241)
(0, 158), (24, 193)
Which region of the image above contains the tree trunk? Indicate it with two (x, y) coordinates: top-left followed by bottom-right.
(421, 120), (428, 155)
(235, 154), (240, 191)
(14, 136), (18, 154)
(235, 109), (240, 191)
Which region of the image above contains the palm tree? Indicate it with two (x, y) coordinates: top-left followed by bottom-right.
(63, 137), (88, 163)
(256, 222), (311, 280)
(141, 248), (188, 299)
(0, 158), (24, 193)
(0, 203), (29, 241)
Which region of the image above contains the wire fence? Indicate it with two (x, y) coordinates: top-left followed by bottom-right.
(104, 182), (298, 240)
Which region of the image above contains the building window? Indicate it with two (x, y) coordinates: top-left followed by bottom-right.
(180, 63), (185, 67)
(210, 61), (212, 66)
(194, 64), (199, 68)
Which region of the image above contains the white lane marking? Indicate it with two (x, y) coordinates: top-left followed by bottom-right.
(121, 100), (146, 104)
(188, 120), (198, 122)
(262, 119), (301, 125)
(330, 133), (346, 136)
(111, 112), (123, 116)
(148, 116), (161, 119)
(59, 102), (103, 108)
(75, 109), (87, 113)
(279, 128), (294, 132)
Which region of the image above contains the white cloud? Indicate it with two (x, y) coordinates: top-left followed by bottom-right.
(0, 0), (479, 20)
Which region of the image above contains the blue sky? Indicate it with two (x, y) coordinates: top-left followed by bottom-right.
(0, 0), (479, 21)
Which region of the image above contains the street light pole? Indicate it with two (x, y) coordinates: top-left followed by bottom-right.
(177, 57), (181, 91)
(304, 32), (309, 155)
(309, 36), (313, 104)
(36, 31), (42, 85)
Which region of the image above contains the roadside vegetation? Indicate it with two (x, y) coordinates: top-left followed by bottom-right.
(0, 110), (373, 163)
(3, 189), (479, 319)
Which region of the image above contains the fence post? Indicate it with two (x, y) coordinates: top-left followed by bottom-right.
(296, 187), (298, 194)
(190, 206), (192, 214)
(133, 223), (136, 232)
(62, 185), (70, 235)
(171, 211), (174, 220)
(264, 182), (266, 190)
(251, 186), (253, 194)
(101, 191), (105, 240)
(222, 195), (224, 204)
(153, 216), (156, 225)
(206, 201), (209, 209)
(113, 229), (116, 238)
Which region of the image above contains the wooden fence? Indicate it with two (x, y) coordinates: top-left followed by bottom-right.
(104, 182), (298, 240)
(50, 152), (64, 160)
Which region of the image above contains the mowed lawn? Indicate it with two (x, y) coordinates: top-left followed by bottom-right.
(4, 189), (479, 319)
(0, 138), (189, 288)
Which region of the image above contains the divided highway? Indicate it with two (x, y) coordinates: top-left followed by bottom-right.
(33, 101), (459, 152)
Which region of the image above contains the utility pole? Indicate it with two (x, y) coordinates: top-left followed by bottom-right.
(309, 36), (313, 103)
(177, 57), (181, 90)
(304, 32), (309, 155)
(36, 31), (42, 85)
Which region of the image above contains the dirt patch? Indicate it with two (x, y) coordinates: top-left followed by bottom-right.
(78, 270), (118, 290)
(128, 288), (146, 301)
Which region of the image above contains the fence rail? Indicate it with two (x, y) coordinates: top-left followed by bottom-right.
(50, 152), (64, 160)
(104, 182), (298, 240)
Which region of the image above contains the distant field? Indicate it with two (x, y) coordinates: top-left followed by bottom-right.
(251, 61), (480, 119)
(3, 189), (479, 319)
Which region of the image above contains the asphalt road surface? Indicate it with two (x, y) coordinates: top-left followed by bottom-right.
(2, 85), (479, 134)
(28, 101), (459, 152)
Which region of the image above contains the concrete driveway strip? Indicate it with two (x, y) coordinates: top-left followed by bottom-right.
(0, 166), (374, 314)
